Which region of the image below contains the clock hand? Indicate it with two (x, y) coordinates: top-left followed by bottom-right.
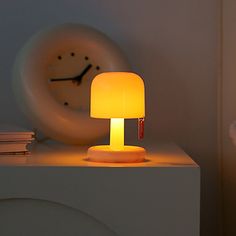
(50, 64), (92, 84)
(50, 77), (74, 82)
(73, 64), (92, 84)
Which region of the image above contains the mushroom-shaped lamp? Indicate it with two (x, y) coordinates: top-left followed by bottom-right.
(87, 72), (146, 163)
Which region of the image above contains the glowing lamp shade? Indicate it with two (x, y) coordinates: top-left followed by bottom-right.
(91, 72), (145, 119)
(87, 72), (146, 163)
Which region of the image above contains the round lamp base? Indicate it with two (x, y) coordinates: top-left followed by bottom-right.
(87, 145), (146, 163)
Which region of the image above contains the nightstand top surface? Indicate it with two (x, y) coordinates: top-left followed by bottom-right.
(0, 142), (198, 168)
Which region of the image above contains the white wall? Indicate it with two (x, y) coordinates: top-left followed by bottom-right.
(0, 0), (220, 235)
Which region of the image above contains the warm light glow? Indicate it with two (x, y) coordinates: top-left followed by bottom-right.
(110, 118), (124, 150)
(91, 72), (145, 118)
(88, 72), (146, 163)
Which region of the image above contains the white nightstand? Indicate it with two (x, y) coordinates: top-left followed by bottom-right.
(0, 143), (200, 236)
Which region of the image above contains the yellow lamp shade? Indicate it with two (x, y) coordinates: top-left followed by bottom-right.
(91, 72), (145, 119)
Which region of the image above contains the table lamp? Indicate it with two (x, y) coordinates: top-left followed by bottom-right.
(87, 72), (146, 163)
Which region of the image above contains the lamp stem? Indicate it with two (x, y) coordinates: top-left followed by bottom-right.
(110, 118), (124, 150)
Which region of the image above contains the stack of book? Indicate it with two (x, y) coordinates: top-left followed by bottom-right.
(0, 130), (34, 155)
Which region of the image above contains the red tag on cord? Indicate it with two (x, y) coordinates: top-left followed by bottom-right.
(138, 118), (144, 139)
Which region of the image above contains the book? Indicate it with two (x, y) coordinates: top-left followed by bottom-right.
(0, 125), (34, 154)
(0, 142), (30, 153)
(0, 135), (34, 142)
(0, 125), (34, 141)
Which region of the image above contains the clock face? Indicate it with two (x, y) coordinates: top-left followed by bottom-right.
(13, 23), (130, 144)
(47, 50), (101, 111)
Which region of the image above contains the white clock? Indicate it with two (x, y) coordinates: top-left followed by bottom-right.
(13, 23), (130, 144)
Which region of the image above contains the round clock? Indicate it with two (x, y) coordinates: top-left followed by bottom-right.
(13, 23), (130, 144)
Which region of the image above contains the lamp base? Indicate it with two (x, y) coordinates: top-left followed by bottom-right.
(87, 145), (146, 163)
